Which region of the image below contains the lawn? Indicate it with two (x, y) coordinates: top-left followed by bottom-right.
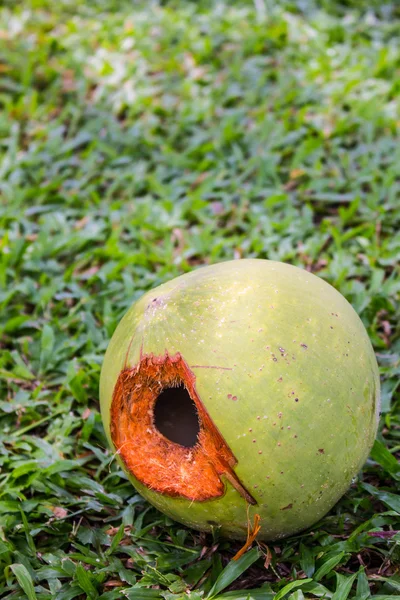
(0, 0), (399, 598)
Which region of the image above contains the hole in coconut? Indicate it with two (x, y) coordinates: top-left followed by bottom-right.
(154, 385), (200, 447)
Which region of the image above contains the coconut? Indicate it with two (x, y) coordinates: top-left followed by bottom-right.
(100, 259), (380, 540)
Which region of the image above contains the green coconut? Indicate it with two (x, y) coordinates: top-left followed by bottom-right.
(99, 259), (380, 540)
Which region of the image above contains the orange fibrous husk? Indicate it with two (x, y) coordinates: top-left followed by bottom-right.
(110, 352), (256, 504)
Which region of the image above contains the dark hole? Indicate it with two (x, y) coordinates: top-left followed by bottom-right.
(154, 385), (200, 447)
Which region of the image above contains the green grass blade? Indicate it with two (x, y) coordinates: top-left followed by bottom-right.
(206, 548), (261, 599)
(10, 564), (37, 600)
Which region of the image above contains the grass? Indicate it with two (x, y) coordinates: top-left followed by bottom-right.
(0, 0), (399, 598)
